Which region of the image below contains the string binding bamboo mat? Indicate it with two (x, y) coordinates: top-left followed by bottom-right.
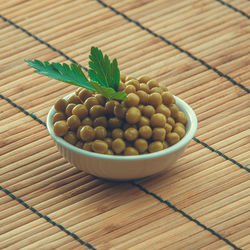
(0, 0), (249, 249)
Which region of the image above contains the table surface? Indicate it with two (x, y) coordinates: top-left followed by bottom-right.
(1, 0), (249, 249)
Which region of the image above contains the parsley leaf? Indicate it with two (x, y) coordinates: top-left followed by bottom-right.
(25, 47), (127, 101)
(88, 47), (120, 91)
(25, 59), (95, 91)
(88, 81), (128, 101)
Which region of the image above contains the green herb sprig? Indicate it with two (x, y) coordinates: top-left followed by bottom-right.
(25, 47), (128, 101)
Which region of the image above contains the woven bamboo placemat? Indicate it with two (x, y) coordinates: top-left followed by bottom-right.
(1, 0), (249, 249)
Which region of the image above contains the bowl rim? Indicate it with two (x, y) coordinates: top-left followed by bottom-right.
(47, 94), (198, 161)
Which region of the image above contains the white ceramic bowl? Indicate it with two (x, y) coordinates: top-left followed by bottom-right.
(47, 94), (197, 181)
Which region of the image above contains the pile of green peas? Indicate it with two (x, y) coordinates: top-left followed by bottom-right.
(52, 74), (187, 155)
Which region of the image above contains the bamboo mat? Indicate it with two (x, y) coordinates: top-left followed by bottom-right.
(0, 0), (250, 249)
